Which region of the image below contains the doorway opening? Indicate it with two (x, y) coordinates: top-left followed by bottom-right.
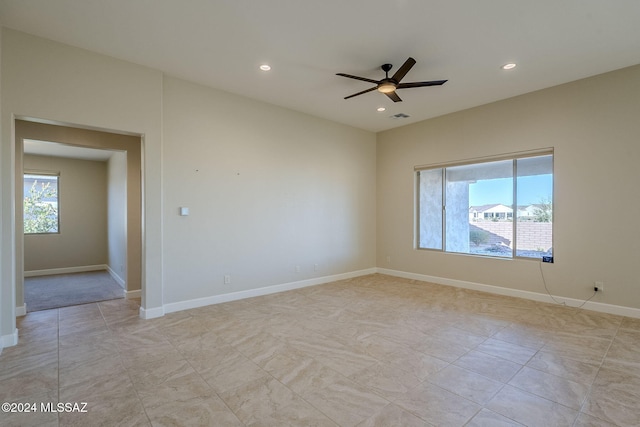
(15, 119), (142, 314)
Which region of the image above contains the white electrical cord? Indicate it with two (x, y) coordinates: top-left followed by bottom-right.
(539, 260), (597, 309)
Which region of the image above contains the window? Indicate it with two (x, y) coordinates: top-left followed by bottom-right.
(417, 151), (553, 259)
(24, 173), (59, 234)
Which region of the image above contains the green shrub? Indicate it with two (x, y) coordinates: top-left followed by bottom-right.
(470, 228), (490, 246)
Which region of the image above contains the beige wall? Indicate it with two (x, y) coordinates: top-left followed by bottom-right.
(23, 154), (108, 271)
(107, 152), (127, 285)
(377, 64), (640, 310)
(162, 76), (377, 303)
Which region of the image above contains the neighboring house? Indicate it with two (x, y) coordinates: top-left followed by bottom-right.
(469, 203), (551, 221)
(469, 204), (513, 221)
(517, 204), (548, 220)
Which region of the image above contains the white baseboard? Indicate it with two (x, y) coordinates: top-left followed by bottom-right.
(125, 289), (141, 299)
(16, 304), (26, 316)
(24, 264), (107, 277)
(377, 268), (640, 319)
(162, 268), (378, 315)
(139, 265), (640, 322)
(139, 306), (164, 319)
(106, 266), (126, 288)
(1, 328), (19, 348)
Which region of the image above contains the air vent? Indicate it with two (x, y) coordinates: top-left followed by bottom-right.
(390, 113), (410, 119)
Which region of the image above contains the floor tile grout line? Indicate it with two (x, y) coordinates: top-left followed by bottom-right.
(56, 307), (60, 426)
(263, 367), (353, 427)
(573, 315), (624, 427)
(171, 312), (398, 427)
(116, 335), (154, 426)
(157, 315), (248, 426)
(427, 336), (513, 417)
(453, 327), (602, 425)
(233, 330), (386, 426)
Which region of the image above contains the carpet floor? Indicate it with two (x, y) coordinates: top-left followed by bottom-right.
(24, 270), (125, 312)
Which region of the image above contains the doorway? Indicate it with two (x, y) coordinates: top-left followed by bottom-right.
(15, 119), (142, 314)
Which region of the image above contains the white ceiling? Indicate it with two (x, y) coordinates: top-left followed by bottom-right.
(24, 139), (115, 161)
(2, 0), (640, 132)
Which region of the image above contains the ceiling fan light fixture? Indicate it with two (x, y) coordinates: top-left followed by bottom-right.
(377, 82), (396, 93)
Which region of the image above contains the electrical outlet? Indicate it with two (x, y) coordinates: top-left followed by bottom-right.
(224, 275), (231, 284)
(386, 256), (391, 264)
(314, 264), (319, 271)
(295, 265), (301, 273)
(594, 281), (604, 293)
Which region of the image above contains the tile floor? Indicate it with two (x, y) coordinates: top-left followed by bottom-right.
(1, 274), (639, 426)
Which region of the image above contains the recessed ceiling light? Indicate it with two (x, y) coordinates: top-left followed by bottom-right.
(501, 63), (517, 70)
(377, 107), (386, 112)
(259, 64), (271, 71)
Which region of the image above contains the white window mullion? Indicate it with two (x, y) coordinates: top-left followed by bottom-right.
(442, 168), (447, 252)
(512, 159), (517, 258)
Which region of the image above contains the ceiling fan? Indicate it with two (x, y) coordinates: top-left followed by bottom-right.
(336, 57), (447, 102)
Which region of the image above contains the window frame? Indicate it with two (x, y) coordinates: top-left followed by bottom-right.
(415, 149), (553, 260)
(23, 171), (61, 235)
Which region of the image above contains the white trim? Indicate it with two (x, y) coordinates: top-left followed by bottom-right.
(106, 266), (126, 287)
(377, 268), (640, 319)
(1, 329), (19, 348)
(414, 147), (554, 171)
(163, 268), (377, 314)
(24, 264), (107, 277)
(15, 304), (26, 316)
(139, 306), (164, 319)
(125, 289), (141, 299)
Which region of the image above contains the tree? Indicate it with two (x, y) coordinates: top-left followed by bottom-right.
(533, 198), (553, 222)
(24, 180), (58, 233)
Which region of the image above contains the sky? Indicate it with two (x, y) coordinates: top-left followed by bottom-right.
(469, 175), (553, 206)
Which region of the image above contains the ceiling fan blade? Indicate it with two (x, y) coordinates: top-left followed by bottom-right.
(344, 86), (377, 100)
(385, 91), (402, 102)
(396, 80), (448, 89)
(336, 73), (380, 84)
(391, 57), (416, 83)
